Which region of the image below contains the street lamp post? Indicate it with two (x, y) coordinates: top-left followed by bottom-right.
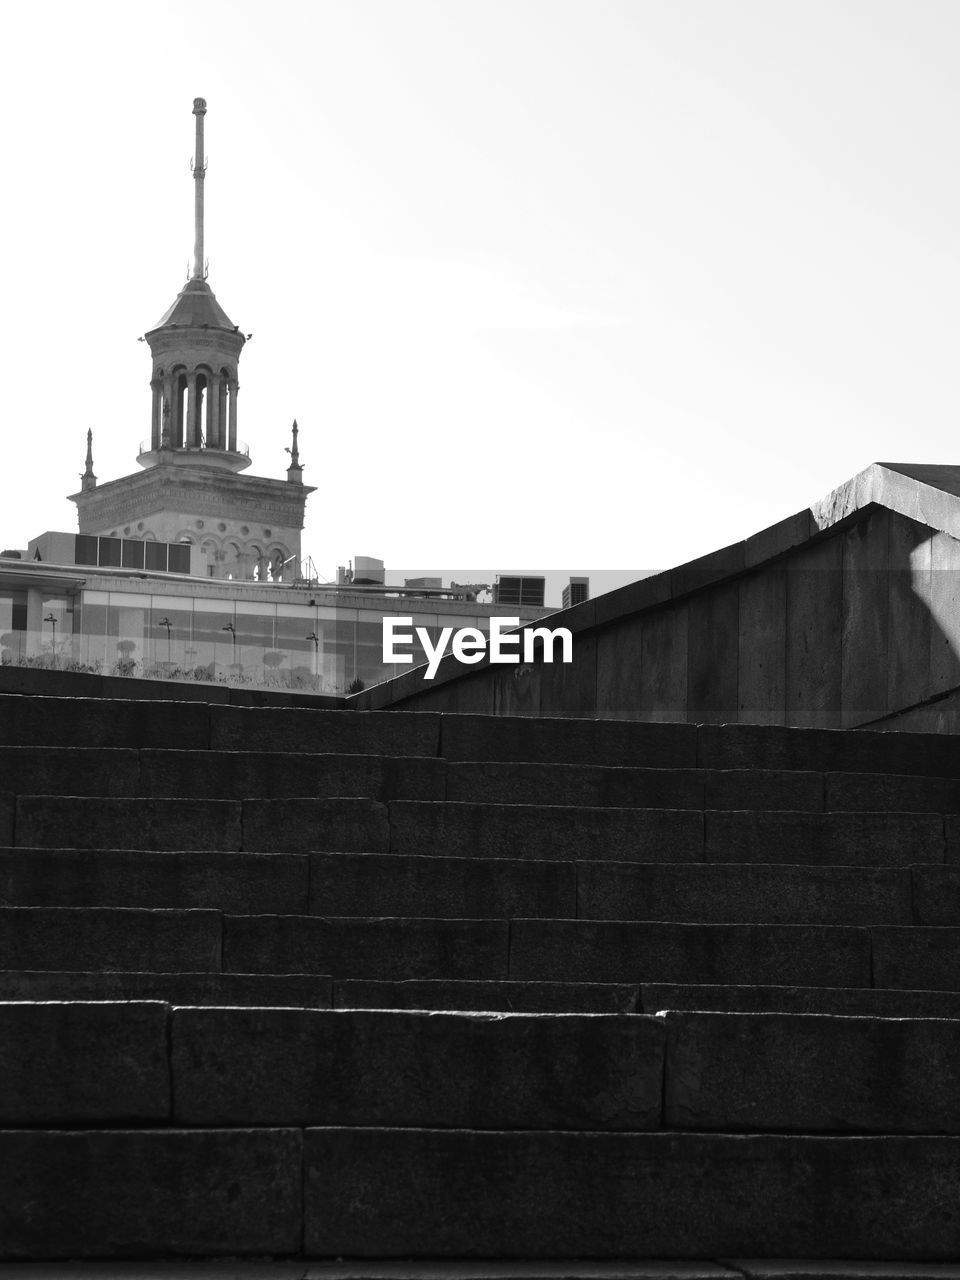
(158, 616), (173, 667)
(43, 613), (59, 668)
(306, 631), (320, 680)
(221, 622), (238, 673)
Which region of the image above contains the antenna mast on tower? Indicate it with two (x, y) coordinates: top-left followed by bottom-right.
(191, 98), (208, 280)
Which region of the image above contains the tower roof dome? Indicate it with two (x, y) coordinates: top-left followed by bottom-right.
(148, 277), (238, 335)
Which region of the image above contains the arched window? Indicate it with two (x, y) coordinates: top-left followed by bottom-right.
(172, 367), (188, 448)
(196, 366), (212, 445)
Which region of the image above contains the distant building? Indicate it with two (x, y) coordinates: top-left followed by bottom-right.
(562, 577), (589, 609)
(72, 99), (313, 586)
(0, 100), (546, 694)
(493, 575), (546, 609)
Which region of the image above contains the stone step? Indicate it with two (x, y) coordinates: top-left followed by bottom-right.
(6, 692), (960, 778)
(640, 982), (960, 1018)
(7, 744), (960, 815)
(9, 1000), (960, 1136)
(446, 761), (960, 813)
(0, 1002), (665, 1131)
(663, 1010), (960, 1133)
(5, 1126), (960, 1258)
(335, 978), (640, 1012)
(6, 906), (960, 988)
(0, 1128), (301, 1257)
(442, 714), (960, 777)
(388, 803), (947, 866)
(9, 795), (949, 863)
(302, 1129), (960, 1257)
(0, 969), (334, 1007)
(0, 907), (221, 973)
(0, 1264), (840, 1279)
(0, 694), (439, 757)
(6, 848), (947, 926)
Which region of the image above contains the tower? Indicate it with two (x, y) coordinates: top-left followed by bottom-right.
(139, 99), (248, 469)
(70, 99), (315, 582)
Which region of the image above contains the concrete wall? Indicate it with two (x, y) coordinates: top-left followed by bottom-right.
(355, 504), (960, 731)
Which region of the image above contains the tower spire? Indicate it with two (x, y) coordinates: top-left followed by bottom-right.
(191, 97), (207, 280)
(81, 428), (97, 491)
(286, 420), (303, 483)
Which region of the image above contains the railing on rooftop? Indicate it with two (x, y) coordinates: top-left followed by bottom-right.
(137, 440), (251, 456)
(0, 630), (379, 697)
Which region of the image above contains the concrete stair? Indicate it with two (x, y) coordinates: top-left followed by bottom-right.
(3, 691), (960, 1260)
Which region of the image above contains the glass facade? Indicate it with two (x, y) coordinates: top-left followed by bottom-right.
(0, 585), (500, 695)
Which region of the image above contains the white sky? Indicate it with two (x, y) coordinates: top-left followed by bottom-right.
(2, 0), (959, 588)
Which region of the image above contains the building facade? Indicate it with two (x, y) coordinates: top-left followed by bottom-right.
(0, 99), (546, 695)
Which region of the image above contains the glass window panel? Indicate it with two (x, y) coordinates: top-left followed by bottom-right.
(276, 609), (315, 655)
(149, 601), (192, 670)
(168, 545), (191, 574)
(144, 542), (167, 572)
(121, 540), (145, 569)
(192, 603), (237, 670)
(235, 609), (275, 650)
(75, 535), (98, 566)
(98, 537), (122, 567)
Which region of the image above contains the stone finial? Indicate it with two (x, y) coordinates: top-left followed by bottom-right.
(81, 428), (97, 491)
(285, 419), (303, 482)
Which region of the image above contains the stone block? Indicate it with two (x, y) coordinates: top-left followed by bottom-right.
(639, 603), (689, 722)
(686, 581), (739, 723)
(445, 761), (704, 810)
(826, 771), (960, 813)
(0, 794), (12, 848)
(0, 746), (139, 797)
(0, 1000), (169, 1122)
(577, 862), (911, 926)
(704, 810), (943, 866)
(335, 978), (639, 1013)
(538, 633), (598, 719)
(911, 867), (960, 925)
(640, 982), (960, 1019)
(0, 968), (332, 1007)
(944, 814), (960, 863)
(310, 852), (575, 919)
(697, 724), (849, 773)
(737, 568), (787, 725)
(209, 705), (439, 756)
(139, 748), (445, 801)
(509, 920), (869, 987)
(438, 715), (698, 768)
(837, 727), (960, 779)
(670, 540), (745, 598)
(744, 509), (815, 569)
(241, 797), (389, 853)
(593, 571), (672, 626)
(704, 770), (823, 812)
(172, 1007), (664, 1129)
(0, 848), (308, 914)
(0, 1128), (302, 1257)
(15, 796), (241, 852)
(0, 693), (211, 750)
(388, 801), (703, 863)
(664, 1010), (960, 1132)
(872, 926), (960, 990)
(0, 906), (221, 972)
(303, 1128), (960, 1257)
(223, 913), (509, 980)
